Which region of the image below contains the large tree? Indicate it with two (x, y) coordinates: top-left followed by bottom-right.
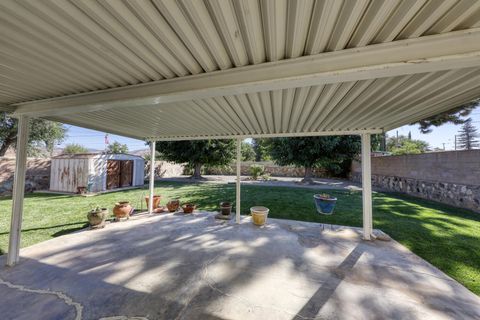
(457, 118), (479, 150)
(414, 99), (479, 133)
(107, 141), (129, 154)
(156, 139), (236, 179)
(241, 141), (256, 161)
(269, 136), (361, 182)
(0, 113), (66, 157)
(252, 138), (271, 161)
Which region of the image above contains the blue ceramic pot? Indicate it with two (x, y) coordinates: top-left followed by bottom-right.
(313, 194), (337, 215)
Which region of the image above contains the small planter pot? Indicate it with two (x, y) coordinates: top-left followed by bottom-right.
(250, 206), (269, 226)
(167, 199), (180, 212)
(113, 201), (132, 220)
(182, 203), (196, 214)
(87, 208), (108, 229)
(145, 195), (162, 209)
(313, 194), (337, 215)
(219, 202), (232, 216)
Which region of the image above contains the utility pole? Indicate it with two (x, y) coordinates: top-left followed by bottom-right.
(454, 135), (457, 150)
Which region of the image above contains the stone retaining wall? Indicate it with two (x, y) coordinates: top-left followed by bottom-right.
(0, 158), (51, 196)
(145, 160), (185, 179)
(205, 162), (327, 178)
(351, 150), (480, 213)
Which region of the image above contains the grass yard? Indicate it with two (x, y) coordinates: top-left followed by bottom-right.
(1, 181), (479, 295)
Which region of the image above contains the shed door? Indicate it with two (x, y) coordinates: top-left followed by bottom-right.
(120, 160), (133, 187)
(107, 160), (121, 190)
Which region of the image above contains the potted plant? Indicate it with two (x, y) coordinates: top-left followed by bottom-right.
(250, 206), (269, 226)
(167, 199), (180, 212)
(181, 203), (196, 214)
(145, 195), (162, 209)
(219, 201), (232, 216)
(313, 193), (337, 215)
(113, 201), (133, 220)
(87, 206), (108, 229)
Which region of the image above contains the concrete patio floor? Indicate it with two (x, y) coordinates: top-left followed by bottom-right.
(0, 212), (479, 320)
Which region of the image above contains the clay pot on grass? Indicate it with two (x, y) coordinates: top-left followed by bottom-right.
(182, 203), (196, 214)
(87, 207), (108, 228)
(113, 201), (132, 220)
(167, 199), (180, 212)
(145, 195), (161, 209)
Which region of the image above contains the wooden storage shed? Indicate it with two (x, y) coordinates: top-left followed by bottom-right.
(50, 153), (145, 193)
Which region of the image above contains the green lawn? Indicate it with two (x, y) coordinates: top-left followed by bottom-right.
(1, 181), (479, 295)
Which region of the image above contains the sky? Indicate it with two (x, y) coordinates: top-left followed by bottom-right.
(59, 108), (480, 152)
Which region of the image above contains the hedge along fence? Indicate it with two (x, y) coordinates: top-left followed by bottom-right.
(350, 150), (480, 213)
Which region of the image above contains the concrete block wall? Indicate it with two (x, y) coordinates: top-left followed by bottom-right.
(351, 150), (480, 212)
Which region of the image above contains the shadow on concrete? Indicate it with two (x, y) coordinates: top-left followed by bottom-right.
(0, 213), (478, 320)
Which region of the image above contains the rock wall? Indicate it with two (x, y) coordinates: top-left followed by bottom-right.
(145, 161), (185, 179)
(0, 158), (51, 196)
(205, 162), (327, 178)
(351, 150), (480, 213)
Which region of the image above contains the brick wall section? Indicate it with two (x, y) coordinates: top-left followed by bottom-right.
(351, 150), (480, 213)
(0, 158), (51, 196)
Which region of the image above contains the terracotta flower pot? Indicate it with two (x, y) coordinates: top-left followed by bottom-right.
(219, 202), (232, 216)
(145, 195), (161, 209)
(182, 203), (196, 214)
(167, 199), (180, 212)
(113, 201), (132, 220)
(87, 208), (108, 228)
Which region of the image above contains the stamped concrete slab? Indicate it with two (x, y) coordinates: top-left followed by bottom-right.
(0, 212), (479, 320)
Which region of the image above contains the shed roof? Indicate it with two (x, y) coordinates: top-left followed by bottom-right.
(1, 0), (480, 140)
(53, 153), (144, 159)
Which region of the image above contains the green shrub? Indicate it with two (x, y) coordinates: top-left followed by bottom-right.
(249, 164), (264, 180)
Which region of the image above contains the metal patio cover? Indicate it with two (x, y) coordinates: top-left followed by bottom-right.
(1, 0), (480, 140)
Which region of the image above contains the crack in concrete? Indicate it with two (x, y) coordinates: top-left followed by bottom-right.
(0, 276), (83, 320)
(0, 277), (151, 320)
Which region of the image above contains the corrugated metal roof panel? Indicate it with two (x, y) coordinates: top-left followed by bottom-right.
(2, 0), (480, 105)
(1, 0), (480, 140)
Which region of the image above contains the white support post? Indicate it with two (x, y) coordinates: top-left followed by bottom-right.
(6, 116), (30, 266)
(236, 138), (241, 224)
(361, 133), (373, 240)
(148, 140), (156, 214)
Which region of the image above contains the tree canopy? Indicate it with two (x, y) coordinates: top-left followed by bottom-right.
(62, 143), (89, 154)
(107, 141), (129, 154)
(0, 113), (66, 157)
(386, 135), (429, 155)
(241, 141), (256, 161)
(414, 99), (479, 133)
(156, 139), (236, 178)
(269, 136), (361, 182)
(457, 118), (479, 150)
(251, 138), (271, 161)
